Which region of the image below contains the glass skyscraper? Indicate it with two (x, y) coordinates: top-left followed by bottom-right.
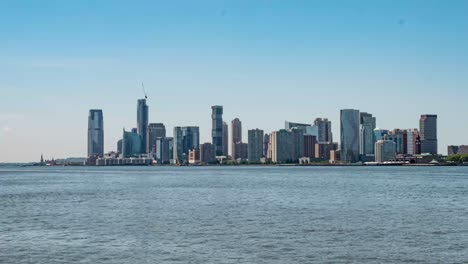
(211, 106), (224, 156)
(87, 109), (104, 158)
(359, 112), (376, 157)
(173, 126), (200, 164)
(419, 114), (438, 154)
(137, 99), (149, 153)
(248, 129), (264, 163)
(122, 128), (143, 158)
(340, 109), (360, 163)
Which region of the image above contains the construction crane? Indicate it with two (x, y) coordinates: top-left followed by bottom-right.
(142, 82), (147, 99)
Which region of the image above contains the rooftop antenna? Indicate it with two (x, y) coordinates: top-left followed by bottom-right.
(142, 82), (147, 99)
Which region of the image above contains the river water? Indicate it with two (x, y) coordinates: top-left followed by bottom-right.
(1, 166), (467, 263)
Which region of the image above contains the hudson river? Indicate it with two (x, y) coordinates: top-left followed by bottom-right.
(1, 166), (467, 263)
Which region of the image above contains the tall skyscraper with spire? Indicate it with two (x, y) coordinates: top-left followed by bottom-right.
(137, 99), (149, 153)
(211, 105), (224, 156)
(87, 109), (104, 158)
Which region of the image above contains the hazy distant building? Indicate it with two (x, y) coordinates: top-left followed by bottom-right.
(137, 99), (149, 153)
(448, 145), (468, 155)
(173, 126), (200, 164)
(231, 118), (242, 159)
(314, 118), (333, 143)
(248, 129), (264, 163)
(385, 129), (406, 155)
(419, 114), (438, 154)
(340, 109), (360, 163)
(375, 140), (396, 162)
(223, 122), (228, 157)
(117, 139), (122, 154)
(200, 143), (216, 164)
(155, 137), (173, 164)
(122, 128), (143, 158)
(147, 123), (166, 154)
(88, 109), (104, 158)
(211, 106), (224, 156)
(359, 112), (376, 157)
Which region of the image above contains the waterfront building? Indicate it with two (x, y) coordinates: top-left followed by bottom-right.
(188, 149), (201, 164)
(263, 134), (270, 158)
(248, 129), (264, 163)
(375, 140), (396, 162)
(200, 143), (217, 164)
(231, 118), (242, 159)
(87, 109), (104, 158)
(211, 106), (224, 156)
(340, 109), (360, 163)
(137, 99), (149, 153)
(385, 129), (406, 155)
(406, 129), (419, 155)
(303, 135), (317, 159)
(314, 118), (333, 143)
(233, 142), (248, 161)
(359, 112), (376, 158)
(147, 123), (166, 155)
(420, 114), (438, 154)
(223, 121), (229, 157)
(122, 128), (143, 158)
(173, 126), (200, 164)
(155, 137), (173, 164)
(270, 130), (292, 163)
(315, 142), (338, 161)
(448, 145), (468, 155)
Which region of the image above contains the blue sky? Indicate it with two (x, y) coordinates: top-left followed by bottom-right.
(1, 0), (468, 162)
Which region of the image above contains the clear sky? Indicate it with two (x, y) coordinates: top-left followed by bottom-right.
(1, 0), (468, 162)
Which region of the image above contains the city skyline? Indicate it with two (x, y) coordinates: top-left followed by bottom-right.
(1, 1), (468, 162)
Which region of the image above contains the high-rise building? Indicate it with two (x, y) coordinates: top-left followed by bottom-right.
(419, 114), (438, 154)
(263, 134), (270, 158)
(223, 121), (229, 157)
(87, 109), (104, 158)
(122, 128), (143, 158)
(155, 137), (173, 164)
(375, 140), (396, 162)
(447, 145), (468, 155)
(359, 112), (376, 157)
(233, 142), (248, 161)
(270, 130), (292, 164)
(137, 99), (149, 153)
(200, 143), (216, 164)
(340, 109), (360, 163)
(406, 129), (420, 155)
(314, 118), (333, 143)
(248, 129), (264, 163)
(117, 139), (122, 154)
(374, 128), (389, 142)
(303, 135), (317, 159)
(385, 129), (406, 155)
(211, 106), (224, 156)
(315, 142), (338, 161)
(147, 123), (166, 154)
(285, 121), (311, 130)
(173, 126), (200, 164)
(231, 118), (242, 159)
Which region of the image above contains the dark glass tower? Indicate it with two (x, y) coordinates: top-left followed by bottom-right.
(419, 114), (438, 154)
(87, 109), (104, 158)
(137, 99), (149, 153)
(211, 106), (224, 156)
